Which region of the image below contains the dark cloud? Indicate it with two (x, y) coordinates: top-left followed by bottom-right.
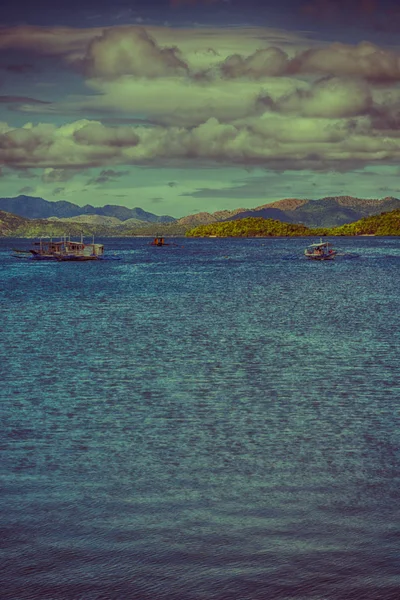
(0, 95), (50, 104)
(18, 185), (35, 193)
(99, 169), (129, 178)
(5, 63), (35, 75)
(300, 0), (400, 32)
(86, 168), (129, 185)
(288, 42), (400, 83)
(2, 64), (35, 74)
(42, 169), (80, 183)
(52, 187), (65, 195)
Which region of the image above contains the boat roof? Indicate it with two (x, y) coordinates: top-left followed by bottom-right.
(308, 241), (333, 247)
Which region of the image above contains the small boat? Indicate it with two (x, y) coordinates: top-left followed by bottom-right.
(13, 236), (105, 261)
(304, 239), (337, 260)
(150, 236), (169, 247)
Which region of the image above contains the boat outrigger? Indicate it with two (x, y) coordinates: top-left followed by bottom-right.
(304, 239), (337, 260)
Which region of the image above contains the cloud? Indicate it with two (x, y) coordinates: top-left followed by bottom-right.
(41, 168), (81, 183)
(220, 47), (289, 79)
(73, 121), (141, 146)
(0, 25), (101, 58)
(2, 64), (35, 74)
(83, 75), (298, 126)
(1, 92), (400, 172)
(216, 41), (400, 83)
(80, 27), (189, 79)
(289, 42), (400, 83)
(52, 187), (65, 195)
(18, 185), (35, 193)
(86, 168), (129, 185)
(0, 96), (50, 104)
(275, 77), (373, 118)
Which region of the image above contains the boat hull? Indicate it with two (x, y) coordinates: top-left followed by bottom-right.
(305, 252), (336, 260)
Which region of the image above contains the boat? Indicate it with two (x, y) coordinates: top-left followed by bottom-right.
(150, 236), (169, 247)
(304, 239), (337, 260)
(13, 236), (105, 261)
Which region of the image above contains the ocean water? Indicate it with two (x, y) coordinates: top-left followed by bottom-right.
(1, 236), (399, 600)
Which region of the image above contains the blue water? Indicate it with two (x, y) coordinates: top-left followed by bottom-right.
(1, 236), (399, 600)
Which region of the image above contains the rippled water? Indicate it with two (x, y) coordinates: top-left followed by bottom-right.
(1, 236), (400, 600)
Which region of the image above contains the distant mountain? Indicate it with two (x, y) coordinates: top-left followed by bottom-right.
(222, 196), (400, 228)
(0, 195), (175, 223)
(0, 210), (188, 238)
(177, 212), (219, 227)
(3, 194), (400, 237)
(4, 205), (400, 238)
(224, 207), (294, 223)
(47, 215), (125, 226)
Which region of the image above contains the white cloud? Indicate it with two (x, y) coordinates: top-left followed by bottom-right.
(81, 27), (189, 79)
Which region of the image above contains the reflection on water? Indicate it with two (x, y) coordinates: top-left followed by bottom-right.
(1, 237), (400, 599)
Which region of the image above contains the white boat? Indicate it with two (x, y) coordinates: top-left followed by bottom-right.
(30, 236), (104, 261)
(12, 235), (104, 261)
(304, 239), (337, 260)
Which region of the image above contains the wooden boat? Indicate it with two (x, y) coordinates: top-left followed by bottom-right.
(150, 236), (169, 247)
(304, 239), (337, 260)
(13, 236), (105, 261)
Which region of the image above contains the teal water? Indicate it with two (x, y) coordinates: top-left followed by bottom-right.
(1, 237), (399, 600)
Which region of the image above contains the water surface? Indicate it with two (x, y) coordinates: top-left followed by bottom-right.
(1, 236), (399, 599)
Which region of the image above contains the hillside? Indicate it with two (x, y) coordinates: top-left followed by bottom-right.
(186, 218), (312, 237)
(47, 215), (125, 226)
(0, 211), (30, 236)
(3, 205), (400, 239)
(223, 196), (400, 228)
(224, 207), (294, 223)
(186, 209), (400, 237)
(327, 209), (400, 236)
(0, 210), (189, 237)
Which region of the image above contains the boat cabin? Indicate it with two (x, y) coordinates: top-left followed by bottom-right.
(30, 237), (104, 260)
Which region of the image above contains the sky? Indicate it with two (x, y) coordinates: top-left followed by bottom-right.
(1, 0), (400, 218)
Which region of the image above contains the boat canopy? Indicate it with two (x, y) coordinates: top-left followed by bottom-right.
(307, 241), (332, 248)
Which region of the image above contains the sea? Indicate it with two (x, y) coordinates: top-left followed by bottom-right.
(1, 236), (399, 600)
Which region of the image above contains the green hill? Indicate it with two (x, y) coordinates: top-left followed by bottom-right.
(327, 210), (400, 236)
(186, 218), (312, 237)
(186, 210), (400, 237)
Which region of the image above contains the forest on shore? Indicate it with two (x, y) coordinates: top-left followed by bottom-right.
(185, 210), (400, 237)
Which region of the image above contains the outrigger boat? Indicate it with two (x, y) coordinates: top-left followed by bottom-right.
(150, 236), (169, 247)
(12, 235), (106, 261)
(304, 239), (337, 260)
